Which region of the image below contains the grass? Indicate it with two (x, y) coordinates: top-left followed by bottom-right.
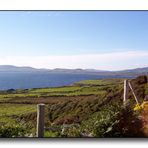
(75, 78), (124, 86)
(0, 78), (124, 127)
(0, 86), (107, 102)
(0, 104), (36, 116)
(0, 79), (123, 102)
(0, 93), (39, 100)
(30, 86), (82, 93)
(0, 104), (36, 126)
(29, 86), (106, 97)
(0, 76), (147, 137)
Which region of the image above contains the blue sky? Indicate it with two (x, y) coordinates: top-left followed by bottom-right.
(0, 11), (148, 70)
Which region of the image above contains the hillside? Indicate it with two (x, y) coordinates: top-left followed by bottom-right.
(0, 75), (147, 137)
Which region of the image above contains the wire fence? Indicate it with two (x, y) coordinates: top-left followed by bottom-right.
(1, 78), (145, 137)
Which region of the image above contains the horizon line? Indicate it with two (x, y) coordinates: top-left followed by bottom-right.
(0, 64), (147, 72)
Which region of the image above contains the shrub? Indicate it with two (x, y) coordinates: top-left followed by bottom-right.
(105, 106), (145, 137)
(80, 102), (122, 137)
(0, 123), (30, 138)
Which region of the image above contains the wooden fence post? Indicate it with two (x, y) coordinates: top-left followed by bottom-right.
(37, 104), (45, 138)
(128, 81), (139, 105)
(123, 80), (128, 106)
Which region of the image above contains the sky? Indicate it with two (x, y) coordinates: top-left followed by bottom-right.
(0, 11), (148, 70)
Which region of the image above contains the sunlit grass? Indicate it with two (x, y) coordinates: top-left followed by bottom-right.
(0, 104), (36, 116)
(75, 78), (124, 86)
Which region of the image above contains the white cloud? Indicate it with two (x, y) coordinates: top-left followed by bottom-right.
(0, 50), (148, 70)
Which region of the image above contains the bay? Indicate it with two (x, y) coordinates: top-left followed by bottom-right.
(0, 72), (132, 90)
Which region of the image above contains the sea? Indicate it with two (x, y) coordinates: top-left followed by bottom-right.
(0, 72), (132, 90)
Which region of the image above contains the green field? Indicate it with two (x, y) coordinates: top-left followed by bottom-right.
(0, 104), (36, 124)
(0, 78), (123, 101)
(0, 76), (147, 137)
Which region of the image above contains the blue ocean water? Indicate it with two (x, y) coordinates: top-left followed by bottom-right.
(0, 72), (129, 90)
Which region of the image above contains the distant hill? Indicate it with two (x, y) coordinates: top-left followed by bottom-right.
(49, 67), (148, 76)
(0, 65), (48, 73)
(0, 65), (147, 76)
(111, 67), (148, 76)
(48, 68), (108, 74)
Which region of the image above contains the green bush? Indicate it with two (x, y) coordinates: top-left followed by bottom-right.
(80, 102), (122, 137)
(44, 131), (60, 137)
(0, 123), (30, 138)
(104, 106), (145, 137)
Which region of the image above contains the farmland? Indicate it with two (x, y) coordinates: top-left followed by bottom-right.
(0, 76), (147, 137)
